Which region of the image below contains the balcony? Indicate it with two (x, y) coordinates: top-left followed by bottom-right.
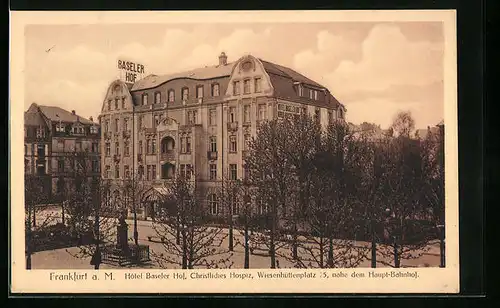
(227, 121), (238, 131)
(160, 151), (176, 162)
(104, 132), (112, 139)
(207, 151), (218, 160)
(123, 130), (131, 138)
(137, 154), (143, 163)
(114, 154), (121, 162)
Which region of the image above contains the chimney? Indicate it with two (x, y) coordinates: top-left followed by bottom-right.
(218, 52), (227, 66)
(72, 110), (76, 115)
(89, 116), (93, 122)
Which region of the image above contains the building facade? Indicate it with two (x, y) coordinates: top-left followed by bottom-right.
(99, 53), (346, 218)
(24, 103), (101, 202)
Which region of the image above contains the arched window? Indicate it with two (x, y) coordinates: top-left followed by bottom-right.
(168, 90), (175, 102)
(155, 92), (161, 104)
(161, 163), (175, 179)
(211, 83), (220, 97)
(208, 194), (218, 215)
(161, 136), (175, 153)
(181, 88), (189, 101)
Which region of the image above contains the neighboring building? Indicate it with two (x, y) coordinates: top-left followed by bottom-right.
(24, 103), (101, 202)
(98, 52), (346, 219)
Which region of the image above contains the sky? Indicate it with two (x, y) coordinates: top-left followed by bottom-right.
(24, 22), (444, 129)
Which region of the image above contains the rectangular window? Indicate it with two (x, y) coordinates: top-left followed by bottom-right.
(58, 160), (64, 172)
(124, 142), (130, 156)
(147, 165), (152, 180)
(243, 105), (250, 123)
(309, 89), (314, 100)
(92, 160), (99, 173)
(115, 142), (120, 156)
(254, 78), (262, 93)
(57, 140), (64, 151)
(168, 90), (175, 102)
(187, 110), (197, 125)
(146, 139), (151, 154)
(124, 118), (129, 131)
(209, 164), (217, 180)
(186, 137), (191, 153)
(229, 107), (236, 123)
(229, 135), (237, 152)
(243, 79), (251, 94)
(152, 139), (157, 154)
(209, 109), (217, 126)
(75, 141), (82, 151)
(115, 98), (119, 110)
(209, 194), (218, 215)
(124, 165), (130, 179)
(244, 134), (250, 151)
(314, 90), (318, 100)
(122, 98), (126, 109)
(115, 165), (120, 178)
(152, 165), (157, 180)
(90, 126), (98, 134)
(230, 164), (237, 180)
(105, 165), (111, 178)
(105, 143), (111, 156)
(154, 115), (160, 129)
(115, 119), (119, 131)
(209, 136), (217, 152)
(180, 137), (186, 153)
(328, 110), (334, 124)
(258, 104), (267, 121)
(196, 86), (204, 98)
(138, 141), (143, 154)
(212, 84), (220, 97)
(142, 94), (148, 105)
(233, 81), (240, 95)
(155, 92), (161, 104)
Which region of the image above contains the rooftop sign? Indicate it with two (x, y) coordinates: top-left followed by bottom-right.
(117, 60), (145, 84)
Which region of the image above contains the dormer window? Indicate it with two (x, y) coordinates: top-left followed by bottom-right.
(155, 92), (161, 104)
(233, 81), (241, 95)
(142, 93), (148, 105)
(36, 127), (46, 138)
(309, 89), (318, 100)
(122, 97), (126, 109)
(243, 79), (251, 94)
(55, 123), (65, 132)
(168, 90), (175, 102)
(108, 100), (111, 111)
(298, 84), (304, 97)
(115, 98), (119, 110)
(196, 85), (204, 98)
(212, 83), (220, 97)
(254, 78), (262, 93)
(90, 125), (98, 134)
(182, 88), (189, 101)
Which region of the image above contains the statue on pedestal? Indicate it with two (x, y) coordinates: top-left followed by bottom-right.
(117, 210), (129, 252)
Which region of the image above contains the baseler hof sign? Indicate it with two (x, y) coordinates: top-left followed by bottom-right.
(117, 60), (145, 84)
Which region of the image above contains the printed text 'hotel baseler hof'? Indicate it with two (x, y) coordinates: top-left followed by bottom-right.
(99, 52), (346, 220)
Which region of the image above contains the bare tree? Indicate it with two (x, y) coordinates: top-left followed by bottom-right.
(151, 175), (233, 269)
(64, 151), (118, 269)
(245, 120), (294, 268)
(24, 174), (57, 269)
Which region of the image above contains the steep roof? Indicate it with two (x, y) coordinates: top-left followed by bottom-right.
(131, 63), (235, 91)
(129, 56), (343, 109)
(37, 105), (96, 125)
(24, 111), (47, 126)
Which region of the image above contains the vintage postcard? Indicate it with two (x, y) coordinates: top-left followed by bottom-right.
(10, 10), (458, 294)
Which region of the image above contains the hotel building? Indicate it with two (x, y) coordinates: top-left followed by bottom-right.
(98, 53), (345, 218)
(24, 103), (101, 202)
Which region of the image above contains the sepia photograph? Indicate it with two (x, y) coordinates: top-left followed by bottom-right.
(10, 10), (458, 293)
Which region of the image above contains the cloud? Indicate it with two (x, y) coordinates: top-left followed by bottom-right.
(292, 24), (444, 128)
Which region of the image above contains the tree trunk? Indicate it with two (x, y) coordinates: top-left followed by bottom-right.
(371, 221), (377, 268)
(181, 230), (187, 269)
(292, 223), (298, 260)
(133, 203), (139, 246)
(26, 252), (32, 270)
(393, 237), (400, 268)
(244, 225), (249, 269)
(270, 213), (276, 269)
(228, 214), (234, 252)
(319, 236), (324, 268)
(61, 202), (65, 225)
(327, 236), (334, 267)
(176, 216), (181, 245)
